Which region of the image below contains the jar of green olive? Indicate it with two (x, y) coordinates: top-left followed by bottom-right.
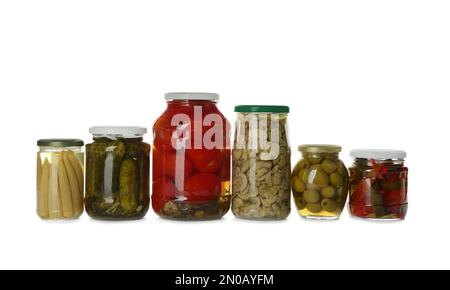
(292, 145), (349, 220)
(349, 149), (408, 220)
(85, 126), (150, 220)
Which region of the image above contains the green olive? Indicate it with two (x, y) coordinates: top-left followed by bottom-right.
(321, 186), (336, 198)
(310, 169), (330, 187)
(293, 178), (305, 193)
(299, 169), (308, 183)
(321, 159), (337, 174)
(321, 198), (338, 212)
(293, 159), (310, 174)
(330, 172), (344, 187)
(307, 203), (322, 213)
(303, 190), (321, 203)
(337, 160), (348, 176)
(297, 198), (307, 210)
(307, 155), (323, 164)
(310, 164), (322, 170)
(306, 183), (321, 191)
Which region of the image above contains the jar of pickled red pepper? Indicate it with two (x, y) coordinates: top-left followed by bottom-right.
(85, 127), (150, 220)
(37, 139), (85, 219)
(349, 149), (408, 220)
(152, 93), (231, 220)
(232, 106), (291, 220)
(292, 145), (349, 220)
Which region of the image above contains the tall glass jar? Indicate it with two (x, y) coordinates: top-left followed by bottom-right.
(85, 127), (150, 220)
(349, 149), (408, 220)
(232, 106), (291, 220)
(152, 93), (231, 220)
(37, 139), (84, 219)
(292, 145), (349, 220)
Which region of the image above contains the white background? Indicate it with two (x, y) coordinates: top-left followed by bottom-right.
(0, 0), (449, 270)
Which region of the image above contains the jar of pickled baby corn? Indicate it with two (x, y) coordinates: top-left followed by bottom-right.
(292, 145), (349, 220)
(349, 149), (408, 220)
(37, 139), (85, 219)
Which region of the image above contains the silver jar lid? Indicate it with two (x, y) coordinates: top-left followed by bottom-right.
(89, 126), (147, 137)
(350, 149), (407, 160)
(165, 92), (219, 101)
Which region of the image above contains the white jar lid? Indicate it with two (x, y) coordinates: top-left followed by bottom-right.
(165, 92), (219, 101)
(89, 126), (147, 137)
(350, 149), (407, 160)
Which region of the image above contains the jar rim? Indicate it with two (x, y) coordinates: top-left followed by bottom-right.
(299, 144), (342, 154)
(165, 92), (219, 101)
(350, 149), (406, 160)
(37, 139), (84, 147)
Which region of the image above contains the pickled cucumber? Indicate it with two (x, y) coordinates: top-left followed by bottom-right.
(85, 137), (150, 220)
(119, 158), (138, 212)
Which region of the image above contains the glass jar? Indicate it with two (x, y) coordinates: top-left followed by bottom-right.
(37, 139), (84, 219)
(232, 106), (291, 220)
(292, 145), (349, 220)
(152, 93), (231, 220)
(349, 149), (408, 220)
(85, 126), (150, 220)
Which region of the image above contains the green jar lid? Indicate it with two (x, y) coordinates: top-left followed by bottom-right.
(234, 105), (290, 113)
(37, 139), (84, 147)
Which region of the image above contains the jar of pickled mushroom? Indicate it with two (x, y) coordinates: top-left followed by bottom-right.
(232, 106), (291, 220)
(37, 139), (85, 219)
(152, 92), (231, 220)
(349, 149), (408, 220)
(292, 145), (349, 220)
(85, 127), (150, 220)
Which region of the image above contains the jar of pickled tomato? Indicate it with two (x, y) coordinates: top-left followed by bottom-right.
(152, 92), (231, 220)
(349, 149), (408, 220)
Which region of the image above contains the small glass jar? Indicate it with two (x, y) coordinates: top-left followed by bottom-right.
(85, 126), (150, 220)
(232, 106), (291, 220)
(292, 145), (349, 220)
(152, 93), (231, 220)
(349, 149), (408, 220)
(37, 139), (85, 219)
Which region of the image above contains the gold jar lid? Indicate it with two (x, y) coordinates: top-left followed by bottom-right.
(299, 144), (342, 154)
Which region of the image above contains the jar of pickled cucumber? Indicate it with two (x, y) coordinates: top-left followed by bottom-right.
(349, 149), (408, 220)
(152, 93), (231, 220)
(232, 106), (291, 220)
(37, 139), (85, 219)
(85, 126), (150, 220)
(292, 145), (349, 220)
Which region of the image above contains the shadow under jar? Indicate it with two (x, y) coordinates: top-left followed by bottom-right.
(85, 126), (150, 220)
(232, 106), (291, 220)
(152, 93), (231, 220)
(349, 149), (408, 220)
(292, 145), (349, 220)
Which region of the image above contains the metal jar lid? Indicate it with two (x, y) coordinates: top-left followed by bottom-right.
(37, 139), (84, 147)
(299, 144), (342, 154)
(235, 105), (290, 113)
(165, 92), (219, 101)
(350, 149), (407, 160)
